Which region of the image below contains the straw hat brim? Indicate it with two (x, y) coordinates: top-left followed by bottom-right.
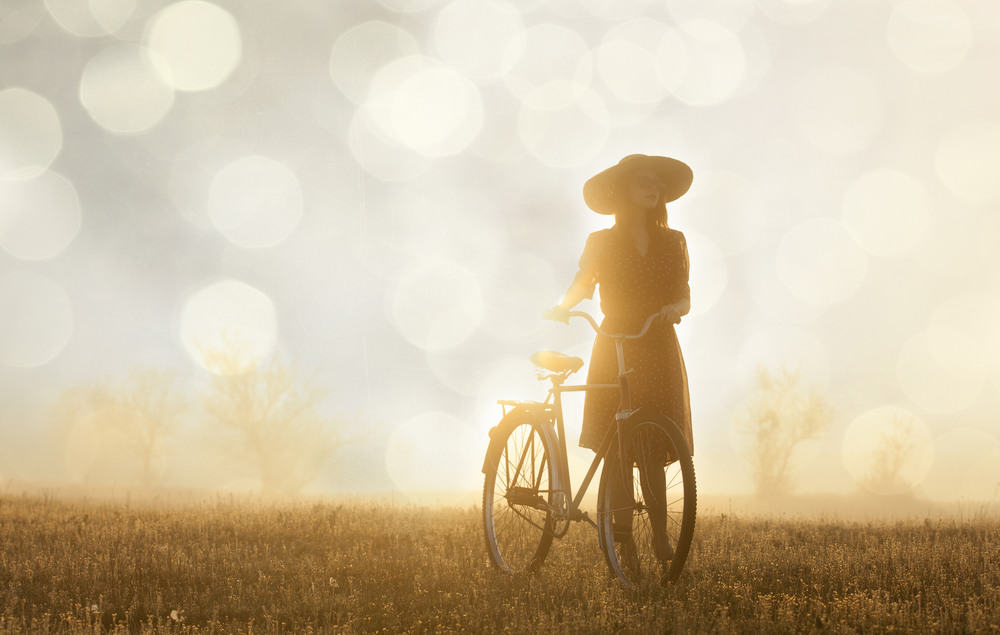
(583, 155), (693, 215)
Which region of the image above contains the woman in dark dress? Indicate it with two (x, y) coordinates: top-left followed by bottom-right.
(544, 154), (694, 568)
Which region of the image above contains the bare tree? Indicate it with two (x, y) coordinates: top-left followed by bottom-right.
(733, 364), (834, 498)
(862, 414), (916, 495)
(198, 336), (346, 494)
(53, 367), (188, 487)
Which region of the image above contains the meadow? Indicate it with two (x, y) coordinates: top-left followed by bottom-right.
(1, 494), (998, 634)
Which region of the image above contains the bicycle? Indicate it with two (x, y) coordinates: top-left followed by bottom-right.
(481, 310), (697, 587)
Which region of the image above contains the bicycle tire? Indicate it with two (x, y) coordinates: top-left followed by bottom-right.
(596, 410), (697, 586)
(482, 409), (562, 573)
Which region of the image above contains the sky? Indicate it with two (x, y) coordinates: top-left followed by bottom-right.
(1, 0), (999, 502)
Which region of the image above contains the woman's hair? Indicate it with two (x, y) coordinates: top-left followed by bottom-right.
(611, 171), (670, 228)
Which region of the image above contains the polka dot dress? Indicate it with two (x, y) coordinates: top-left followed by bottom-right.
(572, 225), (693, 459)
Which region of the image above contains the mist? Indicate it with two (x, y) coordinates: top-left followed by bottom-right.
(1, 0), (999, 505)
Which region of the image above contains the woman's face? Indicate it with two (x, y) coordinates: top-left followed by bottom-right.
(627, 167), (665, 210)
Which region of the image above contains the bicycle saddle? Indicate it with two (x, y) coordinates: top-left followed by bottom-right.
(529, 350), (584, 374)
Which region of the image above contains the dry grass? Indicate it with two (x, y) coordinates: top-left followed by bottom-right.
(1, 494), (998, 633)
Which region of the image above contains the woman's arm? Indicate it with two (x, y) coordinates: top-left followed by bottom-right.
(544, 282), (591, 323)
(658, 298), (690, 324)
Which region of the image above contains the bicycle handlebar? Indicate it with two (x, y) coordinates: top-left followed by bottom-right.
(567, 311), (661, 340)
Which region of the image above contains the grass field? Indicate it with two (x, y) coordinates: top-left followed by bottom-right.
(1, 494), (998, 634)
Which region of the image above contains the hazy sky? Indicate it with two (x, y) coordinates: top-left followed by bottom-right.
(1, 0), (999, 501)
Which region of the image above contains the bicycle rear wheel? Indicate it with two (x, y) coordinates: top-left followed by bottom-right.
(482, 409), (561, 573)
(597, 412), (696, 586)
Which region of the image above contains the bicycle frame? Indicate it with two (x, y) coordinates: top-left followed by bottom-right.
(497, 310), (662, 534)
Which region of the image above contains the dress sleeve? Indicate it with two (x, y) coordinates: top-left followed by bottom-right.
(570, 231), (602, 300)
(675, 231), (691, 303)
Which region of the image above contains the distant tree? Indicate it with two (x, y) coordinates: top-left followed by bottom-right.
(198, 335), (349, 494)
(862, 413), (916, 495)
(733, 365), (834, 498)
(53, 367), (188, 487)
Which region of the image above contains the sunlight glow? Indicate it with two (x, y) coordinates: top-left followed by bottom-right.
(433, 0), (524, 81)
(841, 169), (930, 257)
(385, 411), (483, 494)
(207, 156), (303, 249)
(146, 1), (242, 91)
(897, 327), (985, 414)
(0, 171), (81, 260)
(179, 279), (277, 374)
(934, 120), (1000, 202)
(0, 270), (73, 368)
(888, 0), (971, 74)
(391, 258), (484, 350)
(474, 250), (559, 341)
(841, 406), (933, 496)
(757, 0), (830, 24)
(792, 66), (882, 153)
(921, 429), (1000, 501)
(79, 44), (174, 135)
(684, 170), (764, 256)
(684, 230), (727, 317)
(776, 218), (868, 306)
(474, 357), (548, 428)
(0, 88), (62, 180)
(929, 293), (1000, 392)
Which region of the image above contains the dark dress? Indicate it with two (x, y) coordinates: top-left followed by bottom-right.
(572, 224), (693, 459)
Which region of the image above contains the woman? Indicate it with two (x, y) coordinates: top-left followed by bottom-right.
(544, 154), (694, 568)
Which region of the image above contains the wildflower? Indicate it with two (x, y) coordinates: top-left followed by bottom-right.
(170, 609), (184, 623)
(90, 605), (99, 613)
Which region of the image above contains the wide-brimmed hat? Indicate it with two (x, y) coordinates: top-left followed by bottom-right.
(583, 154), (693, 215)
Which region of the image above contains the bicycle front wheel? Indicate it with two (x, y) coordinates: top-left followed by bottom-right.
(482, 409), (561, 573)
(597, 412), (696, 586)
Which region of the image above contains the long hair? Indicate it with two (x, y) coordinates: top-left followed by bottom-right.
(611, 173), (670, 229)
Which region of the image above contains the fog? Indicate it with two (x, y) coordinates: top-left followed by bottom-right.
(1, 0), (999, 504)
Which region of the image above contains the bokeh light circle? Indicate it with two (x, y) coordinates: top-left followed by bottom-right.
(0, 171), (81, 260)
(433, 0), (523, 81)
(366, 56), (484, 157)
(207, 156), (303, 248)
(663, 20), (745, 107)
(348, 109), (432, 182)
(391, 258), (484, 350)
(921, 429), (1000, 501)
(330, 22), (420, 104)
(502, 24), (592, 103)
(934, 120), (1000, 202)
(597, 19), (671, 105)
(518, 84), (608, 167)
(897, 327), (985, 414)
(90, 0), (136, 34)
(0, 88), (62, 180)
(841, 406), (933, 495)
(888, 0), (971, 73)
(0, 4), (45, 43)
(79, 44), (174, 135)
(683, 169), (764, 256)
(179, 279), (278, 374)
(776, 218), (868, 306)
(792, 66), (882, 153)
(684, 230), (727, 317)
(379, 0), (441, 12)
(0, 270), (74, 367)
(45, 0), (129, 36)
(930, 293), (1000, 392)
(385, 411), (483, 493)
(146, 1), (242, 91)
(841, 168), (930, 257)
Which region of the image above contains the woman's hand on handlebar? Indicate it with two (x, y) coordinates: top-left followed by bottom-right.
(543, 305), (570, 324)
(658, 304), (682, 325)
